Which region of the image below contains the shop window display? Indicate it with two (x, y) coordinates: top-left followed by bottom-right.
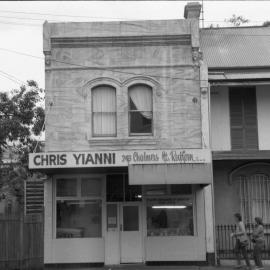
(56, 177), (102, 238)
(147, 196), (194, 237)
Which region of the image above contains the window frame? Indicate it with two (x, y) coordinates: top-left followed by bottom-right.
(53, 174), (105, 239)
(91, 84), (117, 138)
(128, 84), (153, 136)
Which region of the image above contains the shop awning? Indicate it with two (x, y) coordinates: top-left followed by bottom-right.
(128, 164), (212, 185)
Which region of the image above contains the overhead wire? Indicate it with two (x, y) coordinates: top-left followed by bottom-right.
(0, 72), (22, 86)
(0, 47), (206, 83)
(0, 69), (26, 85)
(0, 9), (139, 21)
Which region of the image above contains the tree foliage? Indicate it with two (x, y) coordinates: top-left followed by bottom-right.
(262, 21), (270, 27)
(0, 80), (44, 159)
(225, 14), (250, 27)
(0, 80), (45, 206)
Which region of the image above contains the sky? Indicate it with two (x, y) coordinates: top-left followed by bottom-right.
(0, 1), (270, 92)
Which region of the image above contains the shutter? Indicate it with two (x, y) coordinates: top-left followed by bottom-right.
(229, 87), (258, 150)
(229, 89), (244, 149)
(243, 89), (258, 149)
(25, 180), (44, 215)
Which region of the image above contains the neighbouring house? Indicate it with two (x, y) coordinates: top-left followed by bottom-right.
(201, 26), (270, 261)
(29, 2), (216, 266)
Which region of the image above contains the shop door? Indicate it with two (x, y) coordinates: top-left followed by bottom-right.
(120, 203), (143, 263)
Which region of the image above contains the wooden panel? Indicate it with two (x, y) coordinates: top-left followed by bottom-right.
(0, 216), (43, 269)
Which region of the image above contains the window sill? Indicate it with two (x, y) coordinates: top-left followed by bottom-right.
(88, 137), (158, 146)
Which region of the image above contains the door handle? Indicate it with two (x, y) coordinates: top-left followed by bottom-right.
(120, 224), (123, 231)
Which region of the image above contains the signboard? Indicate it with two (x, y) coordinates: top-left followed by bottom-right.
(29, 149), (211, 169)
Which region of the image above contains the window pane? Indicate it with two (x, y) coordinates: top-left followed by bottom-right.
(123, 206), (139, 231)
(81, 178), (102, 197)
(92, 85), (116, 137)
(129, 84), (152, 111)
(124, 175), (142, 201)
(106, 174), (124, 202)
(130, 111), (152, 134)
(129, 84), (152, 135)
(145, 185), (167, 196)
(56, 178), (77, 197)
(93, 112), (116, 136)
(147, 197), (194, 236)
(107, 204), (117, 230)
(57, 200), (102, 238)
(171, 185), (192, 195)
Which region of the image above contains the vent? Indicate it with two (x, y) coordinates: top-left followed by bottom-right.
(25, 180), (44, 215)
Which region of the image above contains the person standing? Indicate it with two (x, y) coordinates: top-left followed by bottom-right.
(252, 217), (265, 270)
(231, 213), (251, 269)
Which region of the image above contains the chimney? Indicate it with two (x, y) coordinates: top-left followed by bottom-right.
(184, 2), (201, 19)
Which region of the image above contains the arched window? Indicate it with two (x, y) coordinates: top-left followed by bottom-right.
(238, 173), (270, 223)
(92, 85), (116, 137)
(128, 84), (153, 135)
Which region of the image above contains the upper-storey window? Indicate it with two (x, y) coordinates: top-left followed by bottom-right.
(229, 87), (258, 150)
(92, 85), (116, 137)
(128, 84), (153, 135)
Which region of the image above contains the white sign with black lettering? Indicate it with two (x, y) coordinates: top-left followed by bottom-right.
(29, 149), (211, 169)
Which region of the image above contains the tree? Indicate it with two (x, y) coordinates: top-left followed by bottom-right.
(225, 14), (250, 27)
(0, 80), (45, 206)
(262, 21), (270, 27)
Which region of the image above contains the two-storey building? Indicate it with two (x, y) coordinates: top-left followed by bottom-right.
(29, 2), (216, 267)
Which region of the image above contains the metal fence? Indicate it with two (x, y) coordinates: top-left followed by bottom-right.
(0, 214), (44, 270)
(216, 224), (270, 260)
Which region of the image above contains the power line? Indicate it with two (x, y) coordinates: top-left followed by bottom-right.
(0, 47), (207, 82)
(0, 20), (41, 27)
(0, 47), (43, 60)
(0, 70), (26, 84)
(0, 9), (138, 21)
(0, 15), (58, 22)
(0, 72), (22, 86)
(0, 70), (26, 86)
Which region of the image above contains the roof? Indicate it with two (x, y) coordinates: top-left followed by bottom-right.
(200, 27), (270, 69)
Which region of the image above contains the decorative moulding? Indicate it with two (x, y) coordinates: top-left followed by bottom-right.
(50, 35), (191, 48)
(228, 162), (270, 185)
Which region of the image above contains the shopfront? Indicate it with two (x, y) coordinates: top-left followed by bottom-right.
(29, 149), (214, 265)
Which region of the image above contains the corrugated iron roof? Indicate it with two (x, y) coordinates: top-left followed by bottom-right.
(200, 27), (270, 69)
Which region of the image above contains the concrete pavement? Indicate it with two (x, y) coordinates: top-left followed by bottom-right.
(44, 265), (270, 270)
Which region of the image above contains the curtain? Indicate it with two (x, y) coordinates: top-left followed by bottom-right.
(129, 85), (152, 119)
(92, 86), (116, 136)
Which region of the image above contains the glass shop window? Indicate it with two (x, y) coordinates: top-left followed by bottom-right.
(128, 84), (153, 135)
(147, 197), (194, 237)
(146, 184), (194, 237)
(56, 177), (102, 239)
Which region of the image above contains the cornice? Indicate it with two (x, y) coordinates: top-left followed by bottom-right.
(45, 64), (196, 72)
(51, 34), (191, 48)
